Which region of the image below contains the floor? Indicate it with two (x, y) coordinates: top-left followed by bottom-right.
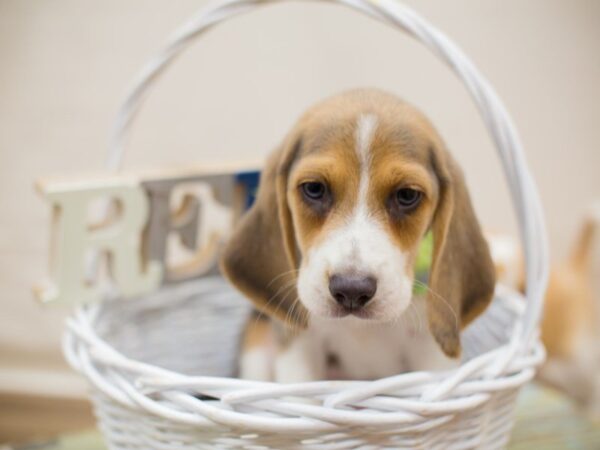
(6, 383), (599, 450)
(2, 1), (600, 413)
(510, 384), (600, 449)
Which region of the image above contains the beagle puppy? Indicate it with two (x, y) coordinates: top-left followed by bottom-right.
(490, 206), (600, 416)
(221, 88), (496, 382)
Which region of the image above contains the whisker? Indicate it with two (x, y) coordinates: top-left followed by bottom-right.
(285, 296), (301, 328)
(266, 268), (300, 289)
(265, 278), (297, 308)
(278, 281), (304, 326)
(413, 280), (459, 331)
(250, 279), (297, 328)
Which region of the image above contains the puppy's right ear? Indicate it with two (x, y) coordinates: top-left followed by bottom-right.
(220, 135), (308, 328)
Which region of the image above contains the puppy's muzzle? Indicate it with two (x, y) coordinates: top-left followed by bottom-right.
(329, 274), (377, 312)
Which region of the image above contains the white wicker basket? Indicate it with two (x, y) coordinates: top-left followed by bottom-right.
(63, 1), (549, 448)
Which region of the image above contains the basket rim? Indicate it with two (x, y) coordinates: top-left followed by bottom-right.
(64, 277), (545, 433)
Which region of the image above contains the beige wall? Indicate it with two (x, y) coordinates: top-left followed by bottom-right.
(0, 0), (599, 438)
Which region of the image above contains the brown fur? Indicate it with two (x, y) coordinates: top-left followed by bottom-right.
(493, 212), (599, 359)
(487, 210), (599, 412)
(242, 313), (273, 351)
(535, 210), (600, 413)
(542, 215), (598, 359)
(221, 88), (496, 358)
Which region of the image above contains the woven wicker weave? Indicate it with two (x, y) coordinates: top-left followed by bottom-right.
(63, 1), (549, 448)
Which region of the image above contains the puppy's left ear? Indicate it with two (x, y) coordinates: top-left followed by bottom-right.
(427, 147), (496, 358)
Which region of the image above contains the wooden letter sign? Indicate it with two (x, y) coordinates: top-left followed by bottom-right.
(34, 167), (260, 305)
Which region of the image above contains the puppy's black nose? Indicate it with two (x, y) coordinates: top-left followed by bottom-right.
(329, 274), (377, 311)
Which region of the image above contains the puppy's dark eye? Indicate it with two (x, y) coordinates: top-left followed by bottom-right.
(301, 182), (326, 200)
(395, 188), (422, 210)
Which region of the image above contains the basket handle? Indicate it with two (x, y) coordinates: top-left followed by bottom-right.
(108, 0), (549, 347)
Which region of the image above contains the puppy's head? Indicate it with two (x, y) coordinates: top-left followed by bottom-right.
(221, 89), (495, 358)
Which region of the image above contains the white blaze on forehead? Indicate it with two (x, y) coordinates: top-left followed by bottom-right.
(356, 114), (378, 163)
(355, 114), (378, 215)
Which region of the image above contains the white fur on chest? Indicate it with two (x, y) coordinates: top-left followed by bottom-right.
(274, 298), (457, 383)
(314, 316), (417, 379)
